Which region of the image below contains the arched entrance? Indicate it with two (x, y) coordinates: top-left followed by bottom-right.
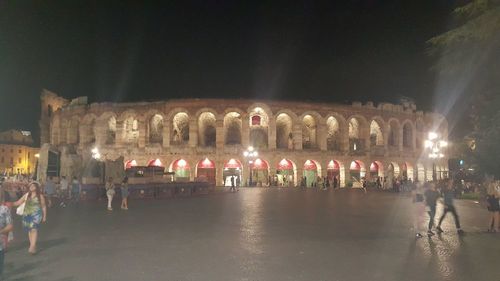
(276, 159), (296, 187)
(147, 158), (164, 177)
(349, 160), (366, 186)
(303, 160), (320, 187)
(327, 160), (343, 188)
(125, 159), (138, 170)
(196, 158), (216, 185)
(369, 161), (384, 179)
(401, 162), (414, 181)
(251, 158), (269, 186)
(169, 159), (191, 181)
(223, 159), (242, 187)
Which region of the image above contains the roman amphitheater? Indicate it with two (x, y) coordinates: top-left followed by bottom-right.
(38, 90), (449, 187)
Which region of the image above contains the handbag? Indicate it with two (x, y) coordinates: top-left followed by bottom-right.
(16, 194), (28, 216)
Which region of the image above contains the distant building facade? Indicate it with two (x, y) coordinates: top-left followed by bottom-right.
(38, 89), (449, 186)
(0, 130), (38, 175)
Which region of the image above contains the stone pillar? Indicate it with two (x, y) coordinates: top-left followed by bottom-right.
(296, 167), (303, 187)
(293, 124), (302, 150)
(162, 125), (170, 148)
(242, 114), (250, 148)
(78, 125), (87, 147)
(318, 122), (327, 151)
(138, 120), (146, 148)
(398, 128), (403, 152)
(268, 118), (276, 150)
(215, 119), (224, 150)
(189, 118), (198, 147)
(215, 160), (224, 186)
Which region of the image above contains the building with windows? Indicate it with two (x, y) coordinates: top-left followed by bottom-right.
(0, 130), (38, 176)
(38, 89), (449, 187)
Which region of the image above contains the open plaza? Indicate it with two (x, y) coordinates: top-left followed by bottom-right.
(4, 188), (500, 281)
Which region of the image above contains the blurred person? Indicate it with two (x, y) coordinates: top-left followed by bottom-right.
(13, 182), (47, 254)
(120, 176), (129, 210)
(44, 176), (55, 207)
(70, 176), (81, 203)
(0, 189), (13, 277)
(105, 177), (115, 211)
(486, 182), (500, 232)
(412, 180), (425, 238)
(436, 180), (463, 234)
(59, 176), (69, 207)
(424, 182), (439, 236)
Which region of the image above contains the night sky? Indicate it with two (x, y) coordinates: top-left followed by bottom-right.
(0, 1), (462, 140)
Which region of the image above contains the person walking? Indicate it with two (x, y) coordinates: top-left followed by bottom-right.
(70, 176), (81, 203)
(59, 176), (69, 207)
(120, 177), (129, 210)
(44, 176), (55, 208)
(0, 190), (13, 277)
(13, 182), (47, 254)
(361, 178), (367, 194)
(486, 182), (499, 232)
(229, 176), (236, 192)
(412, 180), (425, 238)
(105, 177), (115, 211)
(424, 182), (439, 236)
(436, 180), (464, 234)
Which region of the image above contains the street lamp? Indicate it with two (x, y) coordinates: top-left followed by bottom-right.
(425, 132), (448, 181)
(243, 146), (258, 186)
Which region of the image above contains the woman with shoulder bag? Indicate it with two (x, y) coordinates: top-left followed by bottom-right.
(13, 182), (47, 254)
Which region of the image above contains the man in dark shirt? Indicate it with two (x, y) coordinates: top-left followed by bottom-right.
(437, 180), (464, 234)
(424, 182), (439, 236)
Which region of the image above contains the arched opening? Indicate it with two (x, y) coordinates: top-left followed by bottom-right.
(250, 158), (269, 186)
(147, 158), (163, 167)
(82, 118), (96, 145)
(149, 114), (164, 144)
(171, 112), (189, 145)
(224, 112), (241, 145)
(302, 115), (317, 149)
(388, 120), (400, 147)
(198, 112), (216, 147)
(276, 159), (296, 187)
(125, 159), (138, 169)
(169, 159), (191, 181)
(223, 158), (242, 187)
(370, 120), (384, 146)
(370, 161), (384, 179)
(349, 160), (365, 185)
(327, 160), (344, 188)
(403, 123), (413, 149)
(326, 116), (340, 151)
(196, 158), (216, 185)
(249, 107), (268, 149)
(303, 160), (321, 187)
(385, 162), (400, 189)
(106, 116), (116, 145)
(401, 162), (414, 180)
(349, 118), (362, 151)
(123, 116), (139, 144)
(276, 113), (293, 149)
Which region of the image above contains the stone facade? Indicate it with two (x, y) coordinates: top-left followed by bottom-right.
(0, 130), (38, 175)
(39, 90), (449, 187)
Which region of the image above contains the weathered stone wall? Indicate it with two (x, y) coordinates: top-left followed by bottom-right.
(40, 93), (450, 186)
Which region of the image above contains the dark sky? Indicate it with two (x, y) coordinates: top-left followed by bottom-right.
(0, 0), (462, 139)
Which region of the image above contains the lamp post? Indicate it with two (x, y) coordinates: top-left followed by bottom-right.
(424, 132), (448, 181)
(243, 146), (258, 187)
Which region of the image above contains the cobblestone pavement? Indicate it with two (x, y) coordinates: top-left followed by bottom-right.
(4, 188), (500, 281)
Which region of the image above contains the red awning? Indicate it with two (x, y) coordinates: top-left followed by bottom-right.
(198, 158), (215, 169)
(172, 159), (190, 170)
(277, 159), (293, 170)
(252, 158), (268, 170)
(327, 160), (339, 170)
(303, 160), (317, 170)
(224, 159), (242, 169)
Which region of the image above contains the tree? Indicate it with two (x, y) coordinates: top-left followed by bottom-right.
(428, 0), (500, 178)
